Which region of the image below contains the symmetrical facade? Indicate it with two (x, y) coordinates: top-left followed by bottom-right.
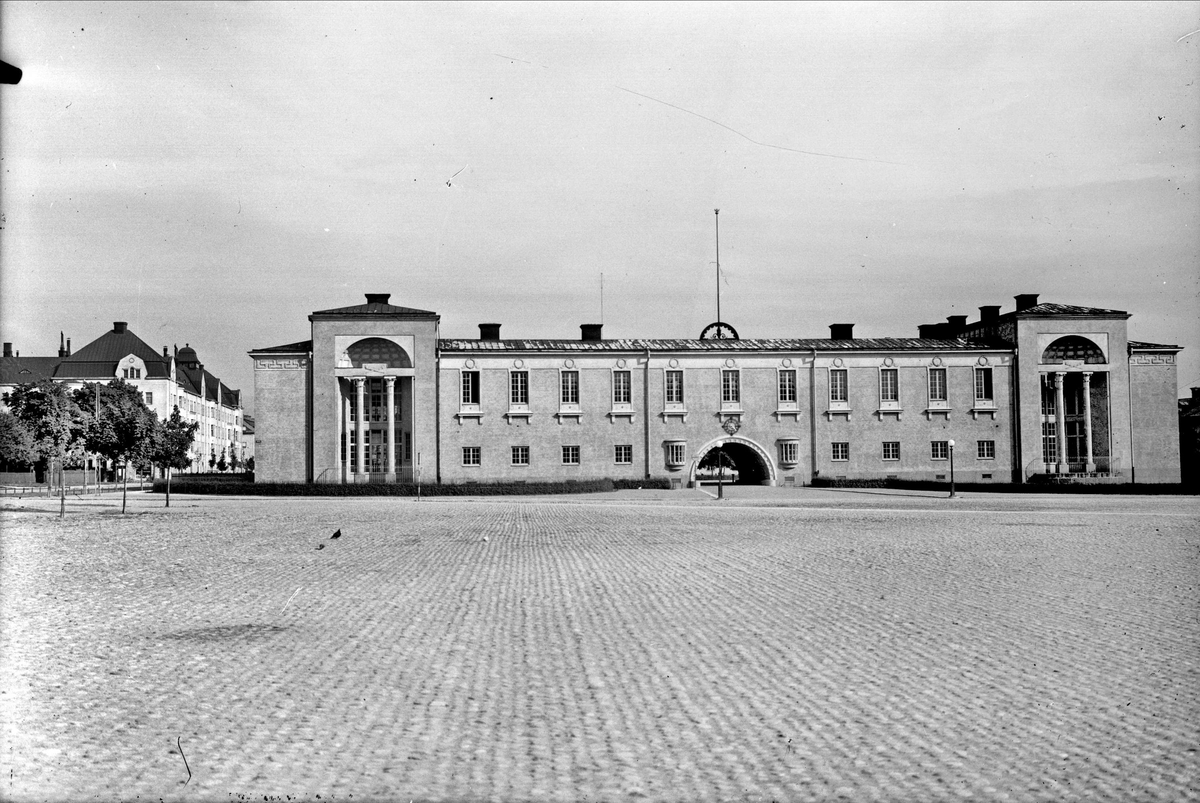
(0, 324), (244, 472)
(249, 293), (1183, 487)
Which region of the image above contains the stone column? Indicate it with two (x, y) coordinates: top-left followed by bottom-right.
(354, 377), (366, 482)
(1082, 372), (1095, 473)
(1054, 372), (1069, 474)
(385, 376), (397, 482)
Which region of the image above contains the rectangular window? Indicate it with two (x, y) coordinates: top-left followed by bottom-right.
(665, 371), (685, 405)
(122, 367), (142, 380)
(510, 371), (528, 405)
(882, 441), (900, 460)
(562, 445), (580, 465)
(931, 441), (949, 460)
(1042, 421), (1058, 464)
(612, 371), (631, 405)
(511, 445), (529, 466)
(830, 369), (848, 403)
(561, 371), (579, 405)
(831, 442), (849, 461)
(928, 368), (947, 402)
(975, 367), (994, 402)
(461, 371), (480, 405)
(144, 392), (154, 405)
(778, 370), (797, 404)
(614, 444), (633, 464)
(666, 442), (686, 466)
(462, 446), (481, 466)
(779, 441), (799, 464)
(721, 370), (740, 405)
(880, 369), (899, 403)
(977, 440), (996, 460)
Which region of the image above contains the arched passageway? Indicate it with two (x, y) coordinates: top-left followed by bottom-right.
(692, 437), (775, 486)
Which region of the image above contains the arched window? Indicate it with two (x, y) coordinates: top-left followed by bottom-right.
(1041, 336), (1105, 365)
(345, 338), (412, 368)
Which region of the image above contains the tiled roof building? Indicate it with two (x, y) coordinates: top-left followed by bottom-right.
(249, 292), (1183, 487)
(1, 323), (244, 473)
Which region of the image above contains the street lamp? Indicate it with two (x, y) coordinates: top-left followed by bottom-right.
(947, 439), (956, 498)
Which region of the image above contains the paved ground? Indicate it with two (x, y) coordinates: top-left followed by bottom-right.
(2, 488), (1198, 802)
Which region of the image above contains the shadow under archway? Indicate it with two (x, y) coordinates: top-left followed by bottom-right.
(697, 440), (771, 485)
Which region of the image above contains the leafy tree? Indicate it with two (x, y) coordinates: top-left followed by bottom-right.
(5, 380), (86, 517)
(246, 455), (255, 473)
(229, 443), (241, 472)
(77, 380), (158, 514)
(216, 447), (228, 473)
(0, 410), (38, 471)
(209, 449), (217, 471)
(150, 405), (199, 508)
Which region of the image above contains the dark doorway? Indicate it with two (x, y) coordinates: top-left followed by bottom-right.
(697, 441), (769, 485)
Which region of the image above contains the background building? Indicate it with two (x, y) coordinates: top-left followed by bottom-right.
(1, 323), (244, 473)
(249, 293), (1182, 487)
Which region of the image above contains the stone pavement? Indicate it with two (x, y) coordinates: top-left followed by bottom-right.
(2, 489), (1198, 802)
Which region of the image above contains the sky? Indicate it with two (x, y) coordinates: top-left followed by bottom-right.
(2, 1), (1198, 413)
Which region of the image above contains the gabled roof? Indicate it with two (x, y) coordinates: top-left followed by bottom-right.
(248, 339), (313, 355)
(0, 356), (62, 385)
(311, 301), (437, 318)
(438, 337), (1007, 353)
(56, 325), (172, 379)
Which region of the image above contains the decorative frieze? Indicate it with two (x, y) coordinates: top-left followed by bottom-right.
(1129, 353), (1175, 365)
(255, 358), (308, 370)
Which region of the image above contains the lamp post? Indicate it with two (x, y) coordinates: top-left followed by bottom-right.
(947, 439), (956, 498)
(716, 442), (725, 499)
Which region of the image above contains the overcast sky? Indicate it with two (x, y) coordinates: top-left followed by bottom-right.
(3, 1), (1198, 412)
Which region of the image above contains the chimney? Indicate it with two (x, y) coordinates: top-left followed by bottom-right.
(66, 338), (71, 356)
(58, 332), (67, 358)
(918, 324), (941, 338)
(364, 293), (391, 305)
(163, 346), (169, 357)
(1015, 293), (1039, 311)
(829, 323), (854, 340)
(479, 323), (502, 341)
(113, 321), (128, 334)
(2, 342), (11, 358)
(946, 315), (968, 336)
(580, 323), (603, 342)
(979, 305), (1001, 323)
(1192, 387), (1200, 401)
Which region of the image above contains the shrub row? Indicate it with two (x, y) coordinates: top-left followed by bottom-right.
(811, 476), (1193, 495)
(612, 477), (672, 490)
(153, 477), (629, 497)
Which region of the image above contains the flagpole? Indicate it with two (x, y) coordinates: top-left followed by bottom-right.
(714, 209), (720, 325)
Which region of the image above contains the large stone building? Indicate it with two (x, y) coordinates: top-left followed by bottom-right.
(249, 293), (1182, 487)
(0, 324), (245, 473)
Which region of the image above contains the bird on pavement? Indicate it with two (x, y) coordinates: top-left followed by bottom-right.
(331, 529), (341, 540)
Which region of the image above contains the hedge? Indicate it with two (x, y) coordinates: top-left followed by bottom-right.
(810, 476), (1194, 495)
(153, 477), (632, 497)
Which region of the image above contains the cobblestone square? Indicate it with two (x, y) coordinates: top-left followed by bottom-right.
(2, 489), (1198, 802)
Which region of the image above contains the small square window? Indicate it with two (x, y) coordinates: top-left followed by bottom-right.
(462, 446), (481, 466)
(666, 441), (687, 467)
(977, 440), (996, 460)
(931, 441), (949, 460)
(143, 392), (154, 405)
(831, 442), (849, 461)
(779, 441), (799, 464)
(511, 446), (529, 466)
(614, 444), (633, 464)
(882, 441), (900, 461)
(562, 445), (580, 465)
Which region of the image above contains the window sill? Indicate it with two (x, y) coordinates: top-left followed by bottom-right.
(971, 405), (998, 420)
(555, 411), (582, 425)
(774, 407), (802, 421)
(607, 410), (636, 423)
(923, 406), (952, 420)
(455, 411), (484, 425)
(661, 409), (689, 422)
(875, 407), (903, 421)
(504, 410), (533, 424)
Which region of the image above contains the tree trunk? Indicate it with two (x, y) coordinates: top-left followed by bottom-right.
(165, 468), (171, 508)
(121, 463), (128, 514)
(59, 471), (65, 518)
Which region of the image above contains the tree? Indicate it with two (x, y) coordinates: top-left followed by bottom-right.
(208, 449), (217, 471)
(0, 410), (38, 471)
(5, 380), (86, 517)
(77, 380), (158, 514)
(216, 447), (228, 473)
(229, 443), (241, 472)
(246, 455), (255, 473)
(150, 405), (199, 508)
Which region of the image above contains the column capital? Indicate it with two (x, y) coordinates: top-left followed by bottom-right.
(384, 375), (397, 386)
(1053, 371), (1065, 386)
(352, 376), (366, 388)
(1082, 371), (1093, 380)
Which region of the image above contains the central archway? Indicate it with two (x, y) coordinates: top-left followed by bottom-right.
(690, 435), (777, 487)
